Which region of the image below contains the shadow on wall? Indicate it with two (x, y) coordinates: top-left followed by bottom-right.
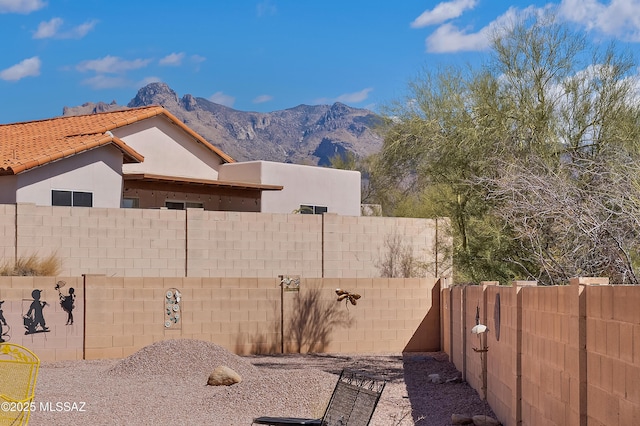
(403, 279), (441, 352)
(236, 286), (352, 355)
(288, 286), (353, 353)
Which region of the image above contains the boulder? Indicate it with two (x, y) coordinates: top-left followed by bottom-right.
(451, 413), (474, 424)
(207, 365), (242, 386)
(472, 415), (501, 426)
(428, 373), (443, 384)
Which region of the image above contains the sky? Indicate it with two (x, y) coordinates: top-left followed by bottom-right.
(1, 0), (640, 123)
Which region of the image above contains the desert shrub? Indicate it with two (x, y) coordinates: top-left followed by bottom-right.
(0, 253), (62, 276)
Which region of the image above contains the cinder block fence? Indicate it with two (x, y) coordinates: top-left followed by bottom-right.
(443, 278), (640, 426)
(0, 276), (441, 362)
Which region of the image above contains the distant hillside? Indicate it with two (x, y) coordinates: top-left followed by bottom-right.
(63, 83), (384, 165)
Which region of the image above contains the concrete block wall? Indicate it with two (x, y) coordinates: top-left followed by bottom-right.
(449, 286), (464, 373)
(186, 210), (323, 278)
(442, 280), (640, 426)
(83, 276), (282, 359)
(520, 285), (579, 426)
(80, 276), (440, 360)
(0, 276), (83, 362)
(485, 285), (518, 426)
(1, 204), (442, 279)
(0, 204), (15, 264)
(14, 204), (186, 277)
(464, 285), (485, 398)
(586, 285), (640, 426)
(322, 215), (439, 278)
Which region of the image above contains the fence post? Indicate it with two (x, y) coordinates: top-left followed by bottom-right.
(570, 277), (608, 426)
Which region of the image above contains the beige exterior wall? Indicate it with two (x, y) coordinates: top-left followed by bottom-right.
(0, 276), (84, 362)
(219, 161), (362, 216)
(442, 280), (640, 426)
(83, 276), (439, 359)
(0, 204), (15, 263)
(118, 116), (224, 179)
(1, 204), (441, 279)
(186, 210), (324, 278)
(0, 146), (125, 208)
(14, 203), (186, 277)
(0, 276), (439, 362)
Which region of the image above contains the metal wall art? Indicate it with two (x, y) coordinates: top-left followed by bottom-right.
(164, 288), (182, 329)
(23, 289), (49, 335)
(335, 288), (361, 307)
(279, 275), (300, 292)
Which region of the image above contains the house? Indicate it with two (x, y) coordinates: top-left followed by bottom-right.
(0, 106), (361, 215)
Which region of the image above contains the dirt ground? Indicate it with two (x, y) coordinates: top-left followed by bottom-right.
(28, 340), (497, 425)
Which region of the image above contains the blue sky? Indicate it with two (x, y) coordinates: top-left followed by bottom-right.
(1, 0), (640, 123)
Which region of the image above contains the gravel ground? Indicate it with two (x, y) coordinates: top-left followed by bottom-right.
(27, 339), (495, 425)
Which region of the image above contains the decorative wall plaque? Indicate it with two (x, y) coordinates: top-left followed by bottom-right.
(164, 288), (182, 329)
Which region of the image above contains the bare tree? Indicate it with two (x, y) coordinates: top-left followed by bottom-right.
(481, 150), (640, 285)
(378, 234), (427, 278)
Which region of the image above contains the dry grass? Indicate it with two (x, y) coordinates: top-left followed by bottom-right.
(0, 252), (61, 276)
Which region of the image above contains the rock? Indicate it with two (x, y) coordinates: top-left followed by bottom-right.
(472, 414), (501, 426)
(428, 373), (443, 384)
(207, 365), (242, 386)
(451, 413), (474, 424)
(446, 373), (463, 383)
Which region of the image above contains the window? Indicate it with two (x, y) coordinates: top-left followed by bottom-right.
(299, 205), (328, 214)
(52, 190), (92, 207)
(164, 201), (204, 210)
(121, 198), (139, 208)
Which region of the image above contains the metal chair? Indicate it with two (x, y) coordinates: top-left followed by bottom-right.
(0, 343), (40, 426)
(253, 369), (386, 426)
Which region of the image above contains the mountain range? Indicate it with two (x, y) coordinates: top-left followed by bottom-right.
(63, 83), (385, 166)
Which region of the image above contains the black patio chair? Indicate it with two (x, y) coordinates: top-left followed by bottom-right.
(252, 369), (386, 426)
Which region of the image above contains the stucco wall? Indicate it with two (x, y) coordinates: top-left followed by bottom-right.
(219, 161), (362, 216)
(118, 116), (224, 179)
(4, 145), (124, 208)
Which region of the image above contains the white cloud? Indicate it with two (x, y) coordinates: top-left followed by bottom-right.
(425, 6), (527, 53)
(80, 75), (129, 89)
(138, 76), (162, 86)
(315, 88), (373, 105)
(336, 88), (374, 103)
(0, 56), (41, 81)
(33, 17), (62, 38)
(0, 0), (45, 14)
(76, 55), (151, 74)
(159, 52), (185, 66)
(34, 18), (97, 39)
(209, 91), (235, 107)
(559, 0), (640, 42)
(257, 0), (277, 17)
(425, 22), (491, 53)
(190, 54), (206, 64)
(411, 0), (478, 28)
(70, 20), (98, 38)
(253, 94), (273, 104)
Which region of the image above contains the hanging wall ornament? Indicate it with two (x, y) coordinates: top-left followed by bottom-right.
(164, 288), (182, 329)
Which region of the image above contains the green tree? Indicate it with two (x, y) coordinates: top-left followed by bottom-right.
(370, 10), (640, 284)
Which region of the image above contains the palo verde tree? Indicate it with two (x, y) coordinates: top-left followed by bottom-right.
(371, 10), (640, 284)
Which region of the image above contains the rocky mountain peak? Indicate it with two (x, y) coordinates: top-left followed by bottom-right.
(64, 83), (384, 165)
(127, 82), (179, 108)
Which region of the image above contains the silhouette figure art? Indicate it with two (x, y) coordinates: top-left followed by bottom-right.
(56, 281), (75, 325)
(24, 289), (49, 334)
(0, 300), (8, 342)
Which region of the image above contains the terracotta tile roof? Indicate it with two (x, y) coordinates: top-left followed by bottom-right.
(0, 105), (234, 176)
